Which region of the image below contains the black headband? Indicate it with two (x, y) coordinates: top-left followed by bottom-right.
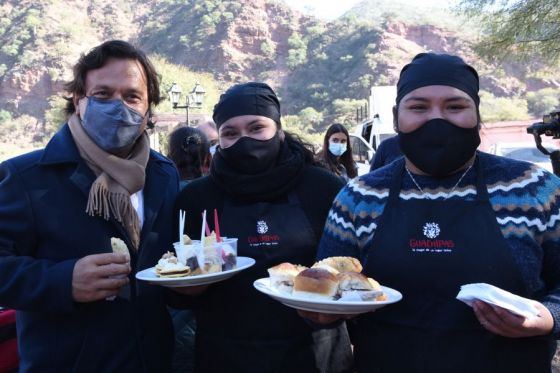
(213, 82), (281, 128)
(396, 53), (480, 107)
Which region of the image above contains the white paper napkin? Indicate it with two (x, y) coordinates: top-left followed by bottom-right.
(456, 283), (541, 319)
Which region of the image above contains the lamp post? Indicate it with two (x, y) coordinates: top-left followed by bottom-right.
(168, 81), (206, 126)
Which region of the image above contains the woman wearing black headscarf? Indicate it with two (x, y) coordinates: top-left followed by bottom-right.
(306, 53), (560, 372)
(174, 82), (352, 373)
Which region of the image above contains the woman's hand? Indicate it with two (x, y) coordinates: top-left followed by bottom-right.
(473, 300), (554, 338)
(297, 310), (353, 325)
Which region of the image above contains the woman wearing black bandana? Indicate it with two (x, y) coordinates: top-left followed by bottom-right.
(306, 53), (560, 372)
(173, 82), (353, 373)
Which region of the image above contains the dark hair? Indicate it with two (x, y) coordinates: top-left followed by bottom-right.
(64, 40), (160, 115)
(167, 127), (210, 180)
(319, 123), (357, 178)
(283, 131), (319, 166)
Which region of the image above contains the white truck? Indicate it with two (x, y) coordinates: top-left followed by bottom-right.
(350, 85), (398, 175)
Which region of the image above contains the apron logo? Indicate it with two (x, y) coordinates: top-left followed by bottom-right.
(423, 222), (440, 239)
(256, 220), (269, 234)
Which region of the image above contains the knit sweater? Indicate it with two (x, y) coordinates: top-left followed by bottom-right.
(318, 151), (560, 335)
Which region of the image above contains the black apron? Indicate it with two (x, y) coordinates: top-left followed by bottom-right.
(353, 158), (555, 373)
(195, 193), (348, 373)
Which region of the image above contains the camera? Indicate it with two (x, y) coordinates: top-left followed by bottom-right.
(527, 110), (560, 176)
(526, 110), (560, 138)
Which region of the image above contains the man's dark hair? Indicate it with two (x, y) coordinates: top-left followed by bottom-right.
(64, 40), (160, 115)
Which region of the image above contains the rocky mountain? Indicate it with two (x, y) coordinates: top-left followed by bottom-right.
(0, 0), (559, 154)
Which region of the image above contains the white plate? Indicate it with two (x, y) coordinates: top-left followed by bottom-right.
(136, 256), (256, 287)
(253, 278), (402, 314)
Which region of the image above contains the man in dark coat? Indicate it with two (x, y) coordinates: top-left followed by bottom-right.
(0, 40), (178, 372)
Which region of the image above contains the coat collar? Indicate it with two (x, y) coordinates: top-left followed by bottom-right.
(39, 123), (175, 250)
(38, 124), (173, 168)
(38, 124), (82, 165)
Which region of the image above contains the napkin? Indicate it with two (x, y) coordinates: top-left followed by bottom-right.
(456, 283), (541, 319)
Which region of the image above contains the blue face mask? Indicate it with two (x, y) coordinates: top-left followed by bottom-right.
(328, 142), (347, 157)
(81, 97), (146, 152)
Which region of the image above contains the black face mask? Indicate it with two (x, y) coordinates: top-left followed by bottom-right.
(219, 133), (281, 175)
(398, 118), (480, 177)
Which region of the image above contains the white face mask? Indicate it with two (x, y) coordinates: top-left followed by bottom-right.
(209, 144), (218, 156)
(328, 142), (347, 156)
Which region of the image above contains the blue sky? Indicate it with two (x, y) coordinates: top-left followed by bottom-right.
(283, 0), (459, 20)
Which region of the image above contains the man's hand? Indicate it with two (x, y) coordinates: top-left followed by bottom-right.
(72, 253), (130, 303)
(297, 310), (351, 325)
(171, 285), (209, 296)
(473, 300), (554, 338)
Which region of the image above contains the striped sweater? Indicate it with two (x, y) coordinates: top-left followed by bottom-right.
(318, 151), (560, 334)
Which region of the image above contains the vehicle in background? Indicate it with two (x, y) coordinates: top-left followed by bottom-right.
(489, 142), (557, 172)
(351, 85), (397, 175)
(350, 134), (374, 176)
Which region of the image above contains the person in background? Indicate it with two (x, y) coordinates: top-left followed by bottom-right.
(196, 120), (219, 157)
(307, 53), (560, 372)
(167, 126), (211, 190)
(174, 82), (353, 373)
(369, 135), (403, 171)
(0, 40), (178, 372)
(317, 123), (357, 180)
(166, 125), (211, 373)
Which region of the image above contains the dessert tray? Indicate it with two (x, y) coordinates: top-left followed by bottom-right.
(136, 256), (255, 287)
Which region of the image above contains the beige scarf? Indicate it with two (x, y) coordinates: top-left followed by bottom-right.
(68, 114), (149, 250)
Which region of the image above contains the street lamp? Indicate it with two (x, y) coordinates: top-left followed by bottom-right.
(168, 81), (206, 126)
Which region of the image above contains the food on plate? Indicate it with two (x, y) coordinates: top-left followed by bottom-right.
(155, 251), (191, 277)
(111, 237), (130, 260)
(220, 243), (237, 271)
(312, 256), (362, 274)
(266, 256), (386, 302)
(183, 234), (192, 245)
(268, 263), (308, 293)
(337, 272), (387, 301)
(293, 268), (339, 300)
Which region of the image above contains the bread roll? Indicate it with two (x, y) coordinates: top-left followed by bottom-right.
(293, 268), (339, 300)
(313, 256), (362, 273)
(268, 263), (307, 293)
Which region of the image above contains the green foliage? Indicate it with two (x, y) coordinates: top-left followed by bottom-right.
(457, 0), (560, 64)
(526, 88), (560, 117)
(298, 107), (323, 130)
(286, 33), (308, 69)
(479, 91), (530, 122)
(44, 95), (68, 137)
(149, 55), (221, 125)
(331, 98), (367, 126)
(0, 110), (13, 123)
(260, 40), (276, 58)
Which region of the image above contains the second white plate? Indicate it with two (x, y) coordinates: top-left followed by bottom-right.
(253, 277), (402, 314)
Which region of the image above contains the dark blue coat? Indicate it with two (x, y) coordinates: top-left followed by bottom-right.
(0, 125), (179, 372)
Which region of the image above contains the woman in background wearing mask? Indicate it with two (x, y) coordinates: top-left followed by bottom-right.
(305, 53), (560, 372)
(317, 123), (357, 181)
(174, 82), (353, 373)
(167, 126), (211, 190)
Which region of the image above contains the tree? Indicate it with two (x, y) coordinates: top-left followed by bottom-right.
(458, 0), (560, 63)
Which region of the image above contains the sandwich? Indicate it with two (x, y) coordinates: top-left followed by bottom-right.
(337, 272), (386, 301)
(268, 263), (308, 293)
(293, 268), (339, 300)
(111, 237), (130, 261)
(312, 256), (362, 274)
